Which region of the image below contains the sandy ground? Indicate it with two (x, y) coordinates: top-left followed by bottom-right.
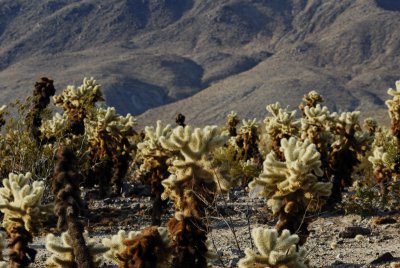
(27, 187), (400, 268)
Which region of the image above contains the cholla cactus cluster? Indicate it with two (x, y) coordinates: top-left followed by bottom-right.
(227, 111), (240, 137)
(238, 227), (309, 268)
(85, 107), (136, 195)
(0, 172), (52, 266)
(0, 105), (6, 129)
(53, 77), (104, 135)
(250, 137), (331, 243)
(264, 102), (300, 160)
(160, 125), (230, 217)
(386, 81), (400, 140)
(136, 120), (172, 225)
(45, 231), (107, 267)
(159, 125), (230, 267)
(25, 77), (56, 143)
(0, 172), (52, 233)
(299, 90), (324, 115)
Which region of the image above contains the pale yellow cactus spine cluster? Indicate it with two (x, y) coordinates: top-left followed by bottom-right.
(238, 227), (309, 268)
(250, 137), (331, 214)
(53, 77), (103, 110)
(386, 81), (400, 122)
(264, 102), (300, 139)
(0, 172), (52, 232)
(101, 227), (171, 266)
(300, 104), (335, 143)
(85, 107), (136, 141)
(159, 125), (230, 213)
(45, 231), (108, 267)
(101, 230), (141, 265)
(137, 120), (172, 172)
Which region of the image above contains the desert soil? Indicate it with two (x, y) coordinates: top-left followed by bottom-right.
(30, 186), (400, 268)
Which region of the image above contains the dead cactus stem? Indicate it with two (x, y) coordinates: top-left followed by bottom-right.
(52, 147), (94, 268)
(118, 227), (171, 268)
(26, 77), (56, 143)
(7, 219), (36, 268)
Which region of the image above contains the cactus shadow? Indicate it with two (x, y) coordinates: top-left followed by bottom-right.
(322, 264), (363, 268)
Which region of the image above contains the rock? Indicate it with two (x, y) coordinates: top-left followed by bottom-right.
(331, 259), (344, 265)
(366, 252), (394, 265)
(372, 216), (397, 225)
(339, 226), (371, 238)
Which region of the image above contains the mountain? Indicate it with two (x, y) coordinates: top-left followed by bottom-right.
(0, 0), (399, 126)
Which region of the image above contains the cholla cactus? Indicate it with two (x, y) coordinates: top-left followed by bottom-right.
(299, 90), (324, 116)
(327, 111), (371, 205)
(53, 77), (104, 135)
(238, 227), (309, 268)
(226, 111), (240, 137)
(160, 125), (230, 216)
(109, 227), (172, 268)
(249, 137), (331, 243)
(0, 172), (52, 232)
(264, 102), (300, 160)
(85, 107), (136, 195)
(46, 231), (108, 267)
(136, 120), (172, 225)
(364, 117), (379, 135)
(236, 119), (262, 164)
(0, 172), (53, 267)
(0, 104), (6, 129)
(25, 77), (56, 143)
(101, 230), (140, 265)
(159, 125), (229, 267)
(0, 231), (7, 267)
(386, 81), (400, 140)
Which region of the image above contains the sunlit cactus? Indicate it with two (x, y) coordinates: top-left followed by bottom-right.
(85, 107), (136, 195)
(264, 102), (300, 160)
(0, 172), (53, 267)
(106, 227), (172, 268)
(136, 120), (172, 225)
(226, 111), (240, 137)
(238, 227), (309, 268)
(159, 125), (230, 267)
(46, 231), (108, 268)
(249, 137), (331, 243)
(53, 77), (104, 135)
(101, 230), (140, 265)
(299, 90), (324, 116)
(327, 111), (371, 206)
(386, 81), (400, 141)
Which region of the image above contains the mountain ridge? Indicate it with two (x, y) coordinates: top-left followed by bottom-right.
(0, 0), (399, 126)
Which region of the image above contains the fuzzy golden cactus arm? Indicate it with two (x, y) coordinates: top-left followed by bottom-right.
(85, 107), (136, 139)
(53, 77), (103, 110)
(238, 227), (309, 268)
(46, 231), (108, 268)
(137, 120), (172, 171)
(101, 230), (140, 264)
(386, 81), (400, 119)
(264, 102), (300, 135)
(250, 137), (331, 214)
(159, 125), (228, 162)
(0, 172), (52, 232)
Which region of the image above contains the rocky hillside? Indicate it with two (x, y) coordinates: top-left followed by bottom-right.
(0, 0), (399, 126)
